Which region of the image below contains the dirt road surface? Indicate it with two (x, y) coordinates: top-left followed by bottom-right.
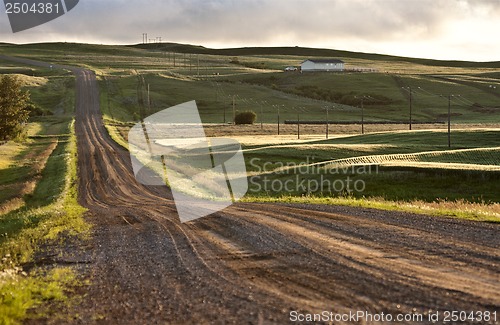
(72, 69), (500, 324)
(4, 57), (499, 324)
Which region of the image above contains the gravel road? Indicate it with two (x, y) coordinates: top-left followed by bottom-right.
(73, 69), (499, 324)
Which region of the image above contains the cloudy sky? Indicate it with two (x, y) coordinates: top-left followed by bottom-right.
(1, 0), (499, 61)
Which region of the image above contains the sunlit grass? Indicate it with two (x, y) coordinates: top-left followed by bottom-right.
(0, 119), (89, 323)
(0, 267), (79, 325)
(242, 195), (500, 223)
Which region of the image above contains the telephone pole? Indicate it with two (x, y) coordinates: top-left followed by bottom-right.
(273, 105), (282, 135)
(232, 95), (236, 124)
(325, 106), (330, 139)
(402, 87), (414, 130)
(147, 84), (150, 113)
(278, 105), (281, 135)
(297, 112), (300, 140)
(448, 95), (452, 148)
(409, 87), (413, 130)
(356, 95), (372, 135)
(361, 98), (365, 135)
(262, 102), (266, 130)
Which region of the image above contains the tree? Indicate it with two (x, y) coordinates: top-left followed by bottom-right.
(0, 75), (30, 141)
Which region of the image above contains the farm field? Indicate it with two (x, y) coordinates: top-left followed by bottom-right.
(1, 42), (500, 125)
(1, 42), (498, 219)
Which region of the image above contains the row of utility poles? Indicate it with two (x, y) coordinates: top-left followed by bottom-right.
(223, 89), (460, 148)
(142, 33), (162, 44)
(143, 79), (459, 148)
(219, 93), (364, 140)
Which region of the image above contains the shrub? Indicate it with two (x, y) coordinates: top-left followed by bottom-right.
(0, 75), (30, 141)
(234, 111), (257, 125)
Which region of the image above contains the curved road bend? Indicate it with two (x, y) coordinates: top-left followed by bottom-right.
(73, 69), (499, 324)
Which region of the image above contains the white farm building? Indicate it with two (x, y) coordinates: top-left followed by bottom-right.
(301, 59), (345, 72)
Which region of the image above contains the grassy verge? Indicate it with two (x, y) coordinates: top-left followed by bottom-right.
(0, 121), (90, 324)
(242, 195), (500, 223)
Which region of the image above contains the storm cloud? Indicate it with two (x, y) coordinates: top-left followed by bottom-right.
(1, 0), (499, 61)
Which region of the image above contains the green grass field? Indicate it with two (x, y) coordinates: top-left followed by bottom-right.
(2, 42), (499, 125)
(0, 42), (499, 321)
(1, 43), (498, 212)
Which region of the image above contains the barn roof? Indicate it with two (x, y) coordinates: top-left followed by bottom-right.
(302, 59), (344, 64)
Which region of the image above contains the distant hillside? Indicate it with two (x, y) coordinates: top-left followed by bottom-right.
(1, 41), (499, 69)
(131, 43), (500, 69)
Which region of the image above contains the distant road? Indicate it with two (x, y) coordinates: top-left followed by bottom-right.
(3, 56), (499, 324)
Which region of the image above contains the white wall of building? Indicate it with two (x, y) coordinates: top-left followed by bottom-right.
(301, 60), (344, 72)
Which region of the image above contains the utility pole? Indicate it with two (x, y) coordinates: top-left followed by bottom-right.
(233, 95), (236, 124)
(402, 87), (414, 130)
(361, 98), (365, 135)
(325, 106), (329, 139)
(272, 105), (282, 135)
(251, 99), (264, 130)
(147, 83), (150, 113)
(278, 105), (281, 135)
(106, 78), (111, 118)
(356, 95), (372, 135)
(260, 101), (264, 130)
(297, 112), (300, 140)
(409, 87), (413, 130)
(448, 95), (452, 148)
(223, 95), (229, 124)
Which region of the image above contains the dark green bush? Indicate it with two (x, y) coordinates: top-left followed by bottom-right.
(234, 111), (257, 125)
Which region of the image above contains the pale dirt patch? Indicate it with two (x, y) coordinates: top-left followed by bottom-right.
(0, 140), (58, 215)
(13, 74), (48, 87)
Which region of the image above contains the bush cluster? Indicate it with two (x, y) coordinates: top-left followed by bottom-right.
(234, 111), (257, 125)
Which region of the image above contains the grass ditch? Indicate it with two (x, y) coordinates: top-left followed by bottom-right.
(243, 130), (500, 221)
(242, 195), (500, 223)
(0, 121), (90, 324)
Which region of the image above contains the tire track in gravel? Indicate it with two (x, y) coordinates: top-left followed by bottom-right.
(3, 56), (498, 324)
(66, 68), (500, 325)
